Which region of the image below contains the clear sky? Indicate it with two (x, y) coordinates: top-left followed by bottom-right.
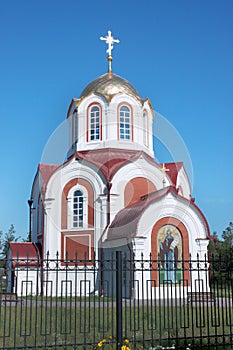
(0, 0), (232, 239)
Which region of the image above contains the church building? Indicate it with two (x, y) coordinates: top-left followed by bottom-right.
(7, 31), (212, 298)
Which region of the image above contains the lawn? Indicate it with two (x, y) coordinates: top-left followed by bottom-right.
(0, 297), (233, 350)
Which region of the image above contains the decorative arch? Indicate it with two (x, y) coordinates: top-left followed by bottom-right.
(61, 178), (94, 262)
(124, 177), (156, 207)
(61, 178), (94, 230)
(151, 217), (190, 286)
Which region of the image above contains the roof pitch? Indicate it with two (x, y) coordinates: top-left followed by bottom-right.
(106, 186), (176, 241)
(75, 148), (158, 182)
(9, 242), (41, 266)
(36, 150), (183, 190)
(38, 164), (60, 192)
(106, 185), (210, 242)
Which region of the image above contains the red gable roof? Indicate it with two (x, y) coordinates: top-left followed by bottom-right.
(106, 187), (174, 241)
(75, 149), (183, 186)
(75, 148), (159, 182)
(106, 186), (210, 241)
(10, 242), (41, 267)
(39, 164), (60, 189)
(36, 150), (183, 191)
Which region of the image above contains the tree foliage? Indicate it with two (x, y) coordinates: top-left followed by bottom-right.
(209, 222), (233, 258)
(0, 225), (20, 260)
(222, 221), (233, 247)
(209, 222), (233, 285)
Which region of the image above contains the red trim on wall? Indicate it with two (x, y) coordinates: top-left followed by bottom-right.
(124, 177), (156, 207)
(61, 230), (94, 265)
(151, 217), (190, 286)
(86, 102), (102, 142)
(117, 102), (134, 141)
(61, 178), (94, 230)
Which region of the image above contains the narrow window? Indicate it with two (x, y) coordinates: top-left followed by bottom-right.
(73, 190), (84, 228)
(119, 105), (131, 140)
(66, 185), (89, 230)
(73, 109), (78, 146)
(89, 105), (100, 141)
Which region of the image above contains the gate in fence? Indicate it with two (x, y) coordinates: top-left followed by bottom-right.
(0, 252), (232, 349)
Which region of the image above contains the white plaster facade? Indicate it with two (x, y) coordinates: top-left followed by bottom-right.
(8, 71), (212, 297)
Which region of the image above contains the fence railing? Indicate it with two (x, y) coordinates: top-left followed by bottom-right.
(0, 252), (232, 349)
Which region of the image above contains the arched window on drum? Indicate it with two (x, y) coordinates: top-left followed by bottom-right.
(119, 105), (132, 140)
(88, 104), (101, 141)
(72, 109), (78, 146)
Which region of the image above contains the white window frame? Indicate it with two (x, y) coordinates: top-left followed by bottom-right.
(67, 185), (88, 229)
(119, 105), (131, 140)
(89, 105), (100, 141)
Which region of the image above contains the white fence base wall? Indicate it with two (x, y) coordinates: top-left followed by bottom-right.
(8, 258), (211, 298)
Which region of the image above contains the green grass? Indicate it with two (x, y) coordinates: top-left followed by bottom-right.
(20, 294), (117, 302)
(0, 302), (232, 349)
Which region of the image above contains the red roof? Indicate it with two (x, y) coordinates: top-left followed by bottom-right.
(164, 162), (183, 186)
(10, 242), (41, 267)
(36, 150), (183, 191)
(39, 164), (60, 191)
(106, 186), (210, 241)
(106, 187), (173, 241)
(75, 148), (159, 182)
(75, 149), (183, 186)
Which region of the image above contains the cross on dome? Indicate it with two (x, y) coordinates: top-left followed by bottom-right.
(100, 30), (120, 73)
(100, 30), (120, 56)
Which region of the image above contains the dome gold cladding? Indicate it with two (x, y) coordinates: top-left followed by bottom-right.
(79, 72), (140, 101)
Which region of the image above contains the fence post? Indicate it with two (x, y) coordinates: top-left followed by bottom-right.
(116, 251), (122, 350)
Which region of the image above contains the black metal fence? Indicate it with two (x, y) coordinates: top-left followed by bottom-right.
(0, 253), (232, 350)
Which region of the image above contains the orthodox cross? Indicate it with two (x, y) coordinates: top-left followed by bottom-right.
(161, 163), (170, 188)
(100, 30), (120, 72)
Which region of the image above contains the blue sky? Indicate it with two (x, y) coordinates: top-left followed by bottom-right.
(0, 0), (232, 239)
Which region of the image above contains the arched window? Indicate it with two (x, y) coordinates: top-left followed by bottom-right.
(89, 105), (101, 141)
(143, 110), (148, 146)
(61, 180), (95, 262)
(119, 105), (131, 140)
(73, 190), (84, 228)
(72, 109), (78, 146)
(67, 185), (88, 229)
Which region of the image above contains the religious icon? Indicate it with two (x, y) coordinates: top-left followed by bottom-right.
(157, 225), (182, 284)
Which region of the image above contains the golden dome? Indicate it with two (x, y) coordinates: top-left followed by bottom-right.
(80, 72), (140, 100)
